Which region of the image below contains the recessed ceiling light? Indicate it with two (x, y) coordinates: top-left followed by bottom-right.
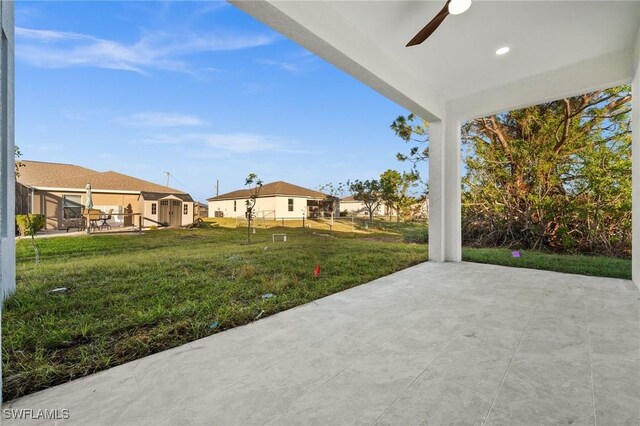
(495, 46), (510, 56)
(448, 0), (472, 15)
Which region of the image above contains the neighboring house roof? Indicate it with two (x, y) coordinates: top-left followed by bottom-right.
(140, 192), (194, 202)
(208, 181), (328, 201)
(341, 196), (358, 202)
(17, 161), (185, 194)
(17, 161), (96, 188)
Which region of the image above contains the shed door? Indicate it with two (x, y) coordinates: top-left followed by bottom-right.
(158, 200), (170, 225)
(169, 200), (182, 227)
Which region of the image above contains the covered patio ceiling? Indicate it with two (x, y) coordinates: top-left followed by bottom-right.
(231, 1), (640, 121)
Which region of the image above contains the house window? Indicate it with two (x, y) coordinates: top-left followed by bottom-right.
(234, 200), (237, 212)
(151, 203), (157, 215)
(288, 198), (294, 212)
(183, 204), (188, 215)
(63, 195), (82, 219)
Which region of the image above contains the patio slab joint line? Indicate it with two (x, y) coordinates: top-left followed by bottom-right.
(371, 332), (460, 424)
(261, 329), (405, 425)
(481, 292), (543, 425)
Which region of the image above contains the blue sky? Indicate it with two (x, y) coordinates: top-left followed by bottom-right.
(15, 1), (418, 201)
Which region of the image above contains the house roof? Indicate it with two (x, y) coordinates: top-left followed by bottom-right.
(208, 181), (328, 201)
(341, 196), (357, 202)
(17, 160), (186, 194)
(140, 192), (194, 202)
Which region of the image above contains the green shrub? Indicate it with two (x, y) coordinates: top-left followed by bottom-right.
(16, 214), (45, 236)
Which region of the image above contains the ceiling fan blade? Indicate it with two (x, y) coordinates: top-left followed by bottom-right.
(406, 0), (451, 47)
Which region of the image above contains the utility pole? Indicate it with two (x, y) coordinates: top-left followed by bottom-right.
(164, 171), (170, 187)
(216, 179), (219, 197)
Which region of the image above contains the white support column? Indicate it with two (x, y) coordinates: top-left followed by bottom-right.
(428, 114), (462, 262)
(429, 120), (445, 262)
(632, 61), (640, 288)
(0, 1), (15, 301)
(0, 0), (15, 405)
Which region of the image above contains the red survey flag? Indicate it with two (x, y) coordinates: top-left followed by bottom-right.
(314, 264), (321, 277)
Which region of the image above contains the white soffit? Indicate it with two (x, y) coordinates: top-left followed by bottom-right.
(232, 1), (640, 120)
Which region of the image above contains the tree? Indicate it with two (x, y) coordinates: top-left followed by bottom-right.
(317, 181), (345, 222)
(390, 85), (632, 256)
(462, 86), (631, 254)
(317, 182), (346, 199)
(16, 214), (44, 264)
(244, 173), (263, 244)
(379, 169), (420, 222)
(348, 179), (382, 221)
(390, 114), (429, 168)
(15, 145), (24, 177)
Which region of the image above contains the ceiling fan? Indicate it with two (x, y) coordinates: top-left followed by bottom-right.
(406, 0), (472, 47)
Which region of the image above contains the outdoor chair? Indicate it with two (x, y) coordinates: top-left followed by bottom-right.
(65, 207), (86, 232)
(86, 209), (102, 231)
(99, 209), (113, 230)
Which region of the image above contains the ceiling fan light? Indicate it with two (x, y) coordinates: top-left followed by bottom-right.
(448, 0), (472, 15)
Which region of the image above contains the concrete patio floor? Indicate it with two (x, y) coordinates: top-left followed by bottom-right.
(3, 262), (639, 425)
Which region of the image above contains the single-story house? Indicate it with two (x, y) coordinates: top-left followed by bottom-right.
(340, 195), (395, 217)
(16, 160), (195, 229)
(208, 181), (337, 220)
(340, 196), (428, 219)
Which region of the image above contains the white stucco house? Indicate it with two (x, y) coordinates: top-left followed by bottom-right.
(340, 195), (394, 218)
(208, 181), (337, 220)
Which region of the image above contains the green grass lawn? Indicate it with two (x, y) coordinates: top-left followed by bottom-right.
(2, 226), (426, 400)
(462, 247), (631, 280)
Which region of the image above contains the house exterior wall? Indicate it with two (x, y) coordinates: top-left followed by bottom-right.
(31, 190), (141, 230)
(274, 196), (309, 219)
(340, 201), (389, 217)
(209, 197), (277, 219)
(209, 196), (317, 219)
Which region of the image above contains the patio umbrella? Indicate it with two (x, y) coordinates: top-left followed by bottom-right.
(85, 183), (93, 234)
(85, 183), (93, 210)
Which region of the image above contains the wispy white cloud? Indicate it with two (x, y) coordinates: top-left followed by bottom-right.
(140, 132), (282, 154)
(257, 48), (319, 74)
(187, 133), (280, 153)
(258, 59), (299, 73)
(141, 132), (318, 158)
(16, 26), (279, 74)
(116, 112), (209, 127)
(16, 27), (95, 42)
